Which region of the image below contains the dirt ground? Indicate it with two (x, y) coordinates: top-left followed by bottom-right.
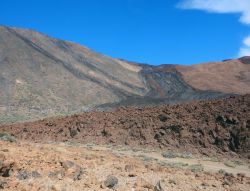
(0, 140), (249, 191)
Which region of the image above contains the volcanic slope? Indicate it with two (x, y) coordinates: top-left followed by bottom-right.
(177, 56), (250, 95)
(0, 26), (249, 123)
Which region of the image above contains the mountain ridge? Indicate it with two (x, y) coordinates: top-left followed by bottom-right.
(0, 25), (249, 123)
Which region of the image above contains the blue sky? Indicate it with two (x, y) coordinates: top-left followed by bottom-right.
(0, 0), (249, 65)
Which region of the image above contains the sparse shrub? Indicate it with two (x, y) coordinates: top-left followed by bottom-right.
(224, 161), (236, 168)
(232, 160), (243, 166)
(158, 161), (188, 169)
(179, 152), (193, 159)
(143, 156), (155, 162)
(132, 148), (141, 152)
(218, 169), (226, 174)
(0, 132), (16, 142)
(162, 151), (178, 158)
(188, 164), (204, 172)
(83, 143), (94, 149)
(162, 151), (192, 159)
(166, 162), (188, 169)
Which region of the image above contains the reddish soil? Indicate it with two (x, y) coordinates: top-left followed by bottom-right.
(1, 141), (250, 191)
(177, 59), (250, 95)
(1, 95), (250, 158)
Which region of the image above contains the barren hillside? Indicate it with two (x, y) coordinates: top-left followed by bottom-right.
(177, 57), (250, 94)
(0, 26), (249, 123)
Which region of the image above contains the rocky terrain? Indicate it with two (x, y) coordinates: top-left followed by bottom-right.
(1, 94), (249, 159)
(1, 25), (250, 190)
(1, 26), (250, 123)
(0, 140), (250, 191)
(0, 91), (250, 190)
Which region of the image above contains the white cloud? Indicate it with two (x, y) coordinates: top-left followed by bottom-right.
(243, 35), (250, 46)
(239, 48), (250, 57)
(239, 35), (250, 57)
(178, 0), (250, 56)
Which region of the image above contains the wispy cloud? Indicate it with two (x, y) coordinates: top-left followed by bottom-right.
(239, 35), (250, 57)
(178, 0), (250, 57)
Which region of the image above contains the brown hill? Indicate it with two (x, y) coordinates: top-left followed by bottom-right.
(1, 94), (249, 158)
(177, 57), (250, 95)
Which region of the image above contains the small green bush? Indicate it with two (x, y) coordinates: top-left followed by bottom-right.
(162, 151), (178, 158)
(166, 162), (189, 169)
(224, 161), (236, 168)
(0, 132), (17, 142)
(231, 160), (243, 166)
(188, 164), (204, 172)
(162, 151), (193, 159)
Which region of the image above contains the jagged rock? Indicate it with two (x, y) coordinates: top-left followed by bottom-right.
(32, 171), (41, 178)
(16, 170), (28, 180)
(167, 125), (182, 134)
(0, 160), (15, 177)
(69, 128), (78, 137)
(48, 170), (65, 180)
(216, 115), (227, 126)
(0, 180), (7, 189)
(103, 175), (118, 188)
(158, 114), (169, 122)
(101, 128), (111, 137)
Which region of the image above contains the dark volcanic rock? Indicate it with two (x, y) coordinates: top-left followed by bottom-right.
(31, 171), (41, 178)
(16, 170), (28, 180)
(0, 160), (15, 178)
(239, 56), (250, 64)
(103, 175), (118, 188)
(0, 180), (7, 189)
(1, 95), (250, 158)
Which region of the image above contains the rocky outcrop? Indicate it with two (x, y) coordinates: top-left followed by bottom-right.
(1, 94), (249, 158)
